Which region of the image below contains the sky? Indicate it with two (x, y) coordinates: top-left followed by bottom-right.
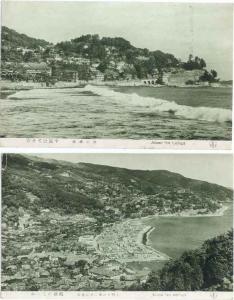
(2, 1), (233, 80)
(31, 153), (233, 188)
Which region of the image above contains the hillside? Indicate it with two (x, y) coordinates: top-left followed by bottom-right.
(1, 26), (51, 62)
(130, 230), (233, 291)
(1, 26), (50, 49)
(54, 34), (180, 78)
(1, 154), (233, 291)
(1, 26), (218, 83)
(2, 154), (232, 221)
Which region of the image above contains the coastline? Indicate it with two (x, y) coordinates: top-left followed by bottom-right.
(139, 204), (230, 222)
(1, 79), (230, 92)
(0, 80), (86, 92)
(95, 219), (170, 263)
(90, 203), (231, 264)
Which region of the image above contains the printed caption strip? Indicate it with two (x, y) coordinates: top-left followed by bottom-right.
(0, 139), (231, 150)
(0, 291), (233, 300)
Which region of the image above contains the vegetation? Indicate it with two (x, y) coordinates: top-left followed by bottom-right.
(1, 26), (219, 83)
(1, 155), (233, 291)
(2, 154), (232, 221)
(55, 34), (181, 78)
(1, 26), (50, 62)
(182, 54), (206, 70)
(200, 69), (219, 83)
(129, 230), (233, 291)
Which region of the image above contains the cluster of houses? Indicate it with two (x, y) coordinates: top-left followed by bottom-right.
(1, 57), (210, 87)
(2, 202), (151, 291)
(1, 54), (105, 83)
(1, 62), (52, 82)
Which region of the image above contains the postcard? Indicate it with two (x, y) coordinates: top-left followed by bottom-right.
(1, 153), (233, 298)
(0, 1), (233, 149)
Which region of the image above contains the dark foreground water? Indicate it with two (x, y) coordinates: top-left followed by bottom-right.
(130, 202), (233, 272)
(1, 85), (232, 139)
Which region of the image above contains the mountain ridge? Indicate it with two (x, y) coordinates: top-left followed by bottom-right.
(2, 154), (232, 221)
(6, 154), (232, 192)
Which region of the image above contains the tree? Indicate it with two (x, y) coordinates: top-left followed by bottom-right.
(188, 54), (193, 62)
(199, 69), (218, 83)
(211, 69), (217, 79)
(97, 60), (108, 73)
(132, 230), (233, 292)
(104, 69), (119, 81)
(23, 51), (38, 62)
(200, 58), (206, 69)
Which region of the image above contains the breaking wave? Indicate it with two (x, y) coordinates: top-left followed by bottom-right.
(81, 85), (232, 123)
(7, 85), (232, 123)
(7, 88), (66, 100)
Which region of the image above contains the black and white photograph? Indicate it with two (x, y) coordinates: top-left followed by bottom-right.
(1, 153), (233, 292)
(0, 1), (233, 143)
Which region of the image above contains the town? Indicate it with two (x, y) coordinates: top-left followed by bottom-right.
(2, 205), (158, 290)
(1, 154), (232, 290)
(1, 26), (221, 89)
(96, 219), (169, 262)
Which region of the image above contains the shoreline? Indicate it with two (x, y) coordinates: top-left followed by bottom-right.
(139, 204), (230, 222)
(95, 219), (170, 263)
(83, 203), (231, 265)
(134, 203), (232, 260)
(0, 80), (86, 92)
(1, 79), (230, 92)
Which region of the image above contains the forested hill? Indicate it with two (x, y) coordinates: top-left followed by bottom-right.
(1, 26), (51, 62)
(1, 26), (211, 79)
(2, 155), (232, 222)
(1, 26), (50, 49)
(55, 34), (180, 70)
(130, 230), (233, 291)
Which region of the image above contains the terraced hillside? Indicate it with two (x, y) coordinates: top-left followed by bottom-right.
(1, 154), (233, 291)
(2, 154), (232, 222)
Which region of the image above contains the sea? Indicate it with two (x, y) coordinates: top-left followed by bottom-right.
(0, 85), (232, 139)
(130, 202), (233, 272)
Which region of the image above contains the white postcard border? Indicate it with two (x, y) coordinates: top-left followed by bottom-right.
(0, 138), (232, 150)
(0, 291), (233, 300)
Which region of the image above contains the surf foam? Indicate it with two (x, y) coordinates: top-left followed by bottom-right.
(7, 88), (70, 100)
(82, 85), (232, 123)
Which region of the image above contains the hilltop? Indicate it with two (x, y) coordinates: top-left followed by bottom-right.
(2, 154), (232, 221)
(1, 26), (218, 84)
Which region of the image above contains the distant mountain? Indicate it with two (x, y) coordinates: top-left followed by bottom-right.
(2, 154), (232, 221)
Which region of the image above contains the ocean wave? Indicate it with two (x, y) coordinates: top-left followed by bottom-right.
(7, 85), (232, 123)
(7, 89), (65, 100)
(82, 85), (232, 123)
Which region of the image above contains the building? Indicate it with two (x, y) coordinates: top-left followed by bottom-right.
(20, 62), (52, 77)
(95, 71), (104, 81)
(71, 57), (90, 65)
(136, 56), (148, 61)
(51, 65), (78, 82)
